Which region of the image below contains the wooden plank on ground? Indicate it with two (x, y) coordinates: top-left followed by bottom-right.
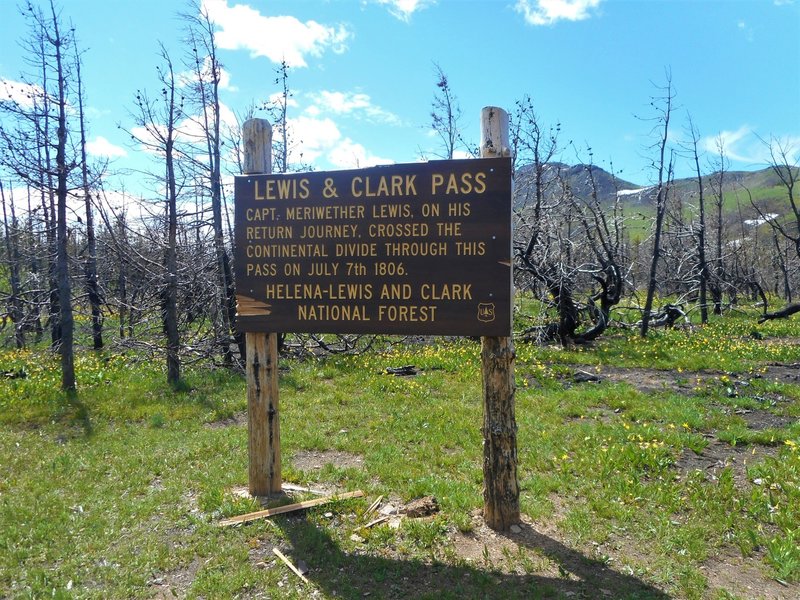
(273, 548), (310, 584)
(358, 514), (391, 530)
(218, 490), (365, 527)
(282, 483), (327, 496)
(365, 494), (383, 516)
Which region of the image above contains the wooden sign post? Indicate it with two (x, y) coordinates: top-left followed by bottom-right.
(233, 158), (511, 336)
(241, 118), (281, 496)
(480, 107), (520, 530)
(235, 111), (519, 529)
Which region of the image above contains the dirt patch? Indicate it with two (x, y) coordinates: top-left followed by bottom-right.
(452, 524), (564, 578)
(450, 513), (668, 598)
(674, 438), (778, 486)
(148, 557), (205, 599)
(291, 449), (365, 472)
(204, 411), (247, 429)
(738, 409), (797, 431)
(567, 363), (800, 398)
(450, 509), (798, 599)
(763, 362), (800, 381)
(703, 550), (799, 600)
(579, 365), (723, 395)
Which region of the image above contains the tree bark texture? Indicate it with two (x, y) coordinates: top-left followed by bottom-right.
(51, 5), (75, 393)
(164, 126), (180, 386)
(758, 303), (800, 323)
(75, 46), (103, 350)
(481, 335), (520, 529)
(246, 331), (281, 495)
(242, 118), (280, 495)
(641, 78), (674, 338)
(480, 106), (520, 530)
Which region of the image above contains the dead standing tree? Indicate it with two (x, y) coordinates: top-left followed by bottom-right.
(511, 94), (561, 286)
(181, 2), (241, 365)
(262, 60), (292, 174)
(125, 46), (184, 387)
(709, 135), (729, 314)
(0, 0), (79, 392)
(428, 64), (475, 160)
(750, 137), (800, 322)
(510, 95), (565, 339)
(44, 0), (76, 392)
(515, 163), (626, 344)
(640, 74), (676, 338)
(685, 117), (710, 324)
(511, 96), (625, 344)
(73, 37), (104, 350)
(567, 160), (626, 340)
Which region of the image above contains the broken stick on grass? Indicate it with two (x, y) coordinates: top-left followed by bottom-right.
(365, 494), (383, 516)
(358, 514), (392, 530)
(273, 548), (309, 584)
(217, 490), (365, 527)
(282, 483), (326, 496)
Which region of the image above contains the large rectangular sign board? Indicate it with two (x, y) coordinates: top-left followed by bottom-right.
(234, 157), (512, 336)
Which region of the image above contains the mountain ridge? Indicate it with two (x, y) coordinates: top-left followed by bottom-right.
(514, 162), (793, 211)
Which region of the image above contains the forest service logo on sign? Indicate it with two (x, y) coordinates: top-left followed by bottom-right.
(477, 302), (496, 323)
(234, 157), (512, 336)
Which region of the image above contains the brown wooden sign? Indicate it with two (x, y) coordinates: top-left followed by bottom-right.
(234, 157), (512, 336)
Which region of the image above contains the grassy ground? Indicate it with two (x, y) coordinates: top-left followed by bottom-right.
(1, 312), (799, 599)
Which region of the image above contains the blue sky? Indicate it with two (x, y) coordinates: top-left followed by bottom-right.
(1, 0), (798, 192)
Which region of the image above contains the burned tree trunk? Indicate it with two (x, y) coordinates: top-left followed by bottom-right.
(758, 304), (800, 324)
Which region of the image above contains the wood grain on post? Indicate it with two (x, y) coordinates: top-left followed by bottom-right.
(480, 106), (520, 530)
(242, 118), (281, 496)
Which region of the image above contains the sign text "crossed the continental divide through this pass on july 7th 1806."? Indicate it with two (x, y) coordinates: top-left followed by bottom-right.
(234, 157), (512, 337)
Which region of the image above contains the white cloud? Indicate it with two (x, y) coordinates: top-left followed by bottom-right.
(183, 101), (239, 139)
(86, 136), (128, 158)
(0, 78), (43, 108)
(274, 113), (395, 169)
(253, 90), (399, 170)
(306, 90), (401, 125)
(131, 99), (241, 158)
(314, 91), (371, 113)
(515, 0), (602, 26)
(201, 0), (350, 68)
(327, 138), (394, 169)
(701, 126), (800, 167)
(178, 56), (238, 92)
(287, 115), (342, 164)
(129, 124), (168, 155)
(266, 91), (300, 109)
(701, 125), (757, 163)
(373, 0), (435, 22)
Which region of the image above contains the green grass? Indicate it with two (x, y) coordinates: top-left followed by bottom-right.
(2, 310), (800, 598)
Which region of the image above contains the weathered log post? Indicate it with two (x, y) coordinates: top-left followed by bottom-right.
(242, 118), (282, 496)
(480, 106), (520, 530)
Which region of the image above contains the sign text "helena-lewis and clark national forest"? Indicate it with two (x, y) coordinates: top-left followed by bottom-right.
(234, 157), (512, 336)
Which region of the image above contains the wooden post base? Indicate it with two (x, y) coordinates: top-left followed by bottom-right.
(246, 331), (281, 496)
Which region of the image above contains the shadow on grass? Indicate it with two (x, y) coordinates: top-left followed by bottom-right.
(61, 392), (93, 437)
(276, 516), (669, 600)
